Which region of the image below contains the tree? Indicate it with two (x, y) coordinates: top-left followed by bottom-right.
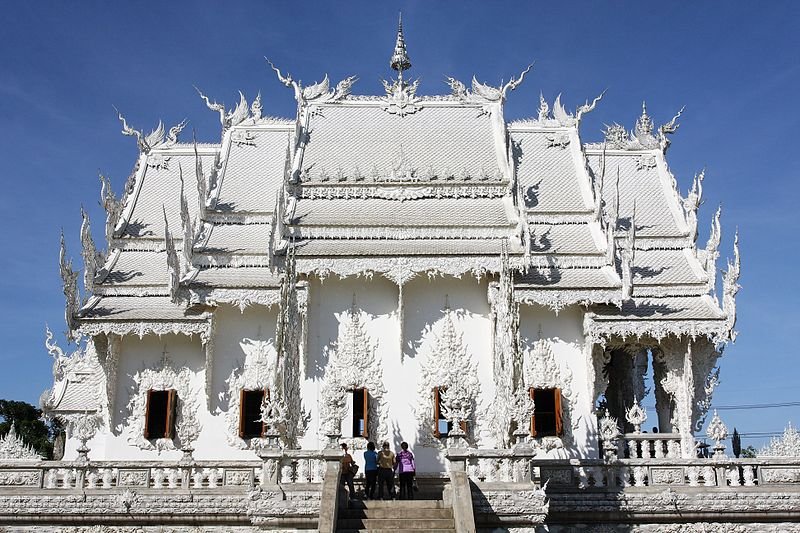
(0, 400), (64, 459)
(740, 445), (758, 459)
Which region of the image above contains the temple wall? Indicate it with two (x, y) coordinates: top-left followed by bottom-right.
(74, 281), (597, 464)
(519, 304), (597, 458)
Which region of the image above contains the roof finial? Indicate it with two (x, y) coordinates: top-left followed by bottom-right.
(634, 100), (654, 138)
(390, 13), (412, 84)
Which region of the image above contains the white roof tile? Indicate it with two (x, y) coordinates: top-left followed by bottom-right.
(292, 198), (513, 227)
(511, 130), (587, 213)
(216, 128), (291, 213)
(301, 104), (500, 181)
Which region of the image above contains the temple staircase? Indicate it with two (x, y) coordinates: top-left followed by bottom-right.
(336, 499), (456, 532)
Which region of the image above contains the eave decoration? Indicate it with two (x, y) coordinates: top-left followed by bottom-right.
(414, 305), (480, 448)
(41, 327), (104, 418)
(319, 297), (388, 448)
(224, 333), (280, 450)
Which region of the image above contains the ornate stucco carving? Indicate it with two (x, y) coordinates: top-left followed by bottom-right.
(487, 245), (522, 448)
(319, 299), (387, 445)
(80, 209), (105, 295)
(0, 426), (43, 461)
(59, 233), (81, 339)
(41, 328), (104, 417)
(447, 65), (532, 105)
(116, 112), (187, 154)
(224, 334), (279, 450)
(682, 170), (704, 245)
(598, 102), (684, 154)
(414, 306), (480, 447)
(760, 423), (800, 457)
(522, 338), (578, 444)
(124, 356), (201, 452)
(163, 208), (181, 303)
(99, 174), (122, 245)
(654, 337), (695, 457)
(584, 315), (731, 346)
(722, 231), (741, 341)
(267, 59), (356, 106)
(699, 205), (722, 300)
(274, 251), (307, 447)
(77, 319), (212, 342)
(195, 89), (259, 133)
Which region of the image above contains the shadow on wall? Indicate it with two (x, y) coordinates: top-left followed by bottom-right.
(471, 481), (632, 532)
(210, 305), (279, 416)
(305, 275), (398, 383)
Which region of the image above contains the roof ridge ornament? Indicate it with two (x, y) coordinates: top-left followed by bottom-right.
(602, 102), (685, 151)
(266, 59), (357, 107)
(114, 109), (186, 154)
(447, 64), (533, 105)
(380, 16), (422, 116)
(390, 13), (412, 83)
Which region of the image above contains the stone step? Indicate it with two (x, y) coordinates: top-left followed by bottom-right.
(340, 507), (453, 519)
(346, 499), (446, 509)
(337, 530), (455, 533)
(337, 518), (456, 530)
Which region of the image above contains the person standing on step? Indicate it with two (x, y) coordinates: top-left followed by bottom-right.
(377, 441), (396, 500)
(363, 441), (379, 500)
(340, 442), (356, 500)
(395, 441), (416, 500)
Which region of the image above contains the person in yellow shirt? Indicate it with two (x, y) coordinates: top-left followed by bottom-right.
(376, 441), (395, 499)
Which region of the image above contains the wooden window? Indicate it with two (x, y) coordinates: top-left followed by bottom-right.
(433, 387), (448, 437)
(351, 388), (369, 438)
(433, 387), (467, 438)
(530, 388), (563, 437)
(239, 389), (270, 439)
(144, 389), (177, 440)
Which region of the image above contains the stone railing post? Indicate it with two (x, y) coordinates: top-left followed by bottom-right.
(445, 449), (476, 533)
(318, 450), (343, 533)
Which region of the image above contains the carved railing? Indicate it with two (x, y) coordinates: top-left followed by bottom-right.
(0, 450), (326, 491)
(623, 432), (682, 459)
(446, 448), (800, 489)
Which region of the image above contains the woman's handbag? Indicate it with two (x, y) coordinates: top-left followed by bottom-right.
(350, 463), (360, 475)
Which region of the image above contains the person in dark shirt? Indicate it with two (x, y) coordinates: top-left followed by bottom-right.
(363, 441), (379, 500)
(340, 443), (356, 499)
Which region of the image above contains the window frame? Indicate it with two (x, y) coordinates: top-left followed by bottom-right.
(144, 389), (177, 440)
(529, 387), (563, 438)
(350, 387), (369, 439)
(238, 388), (270, 440)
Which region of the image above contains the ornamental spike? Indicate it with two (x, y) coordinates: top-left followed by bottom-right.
(390, 13), (412, 81)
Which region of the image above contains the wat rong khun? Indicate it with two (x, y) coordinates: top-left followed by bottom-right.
(2, 19), (799, 533)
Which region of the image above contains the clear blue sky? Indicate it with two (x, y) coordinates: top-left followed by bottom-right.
(0, 2), (797, 448)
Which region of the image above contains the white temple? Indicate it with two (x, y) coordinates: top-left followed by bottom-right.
(6, 20), (800, 533)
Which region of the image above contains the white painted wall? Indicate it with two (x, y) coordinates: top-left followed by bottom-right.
(76, 280), (598, 467)
(519, 303), (598, 458)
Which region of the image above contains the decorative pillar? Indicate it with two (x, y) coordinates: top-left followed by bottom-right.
(655, 337), (696, 458)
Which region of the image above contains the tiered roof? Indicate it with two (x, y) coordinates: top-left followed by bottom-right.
(57, 39), (739, 357)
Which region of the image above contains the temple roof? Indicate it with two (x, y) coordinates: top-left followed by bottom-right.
(63, 55), (737, 342)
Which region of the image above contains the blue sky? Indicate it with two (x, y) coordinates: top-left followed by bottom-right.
(0, 2), (797, 448)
